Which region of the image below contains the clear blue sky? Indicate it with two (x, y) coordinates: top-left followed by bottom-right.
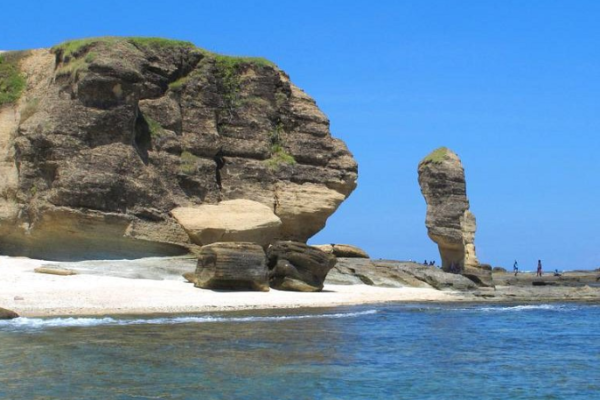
(2, 1), (599, 270)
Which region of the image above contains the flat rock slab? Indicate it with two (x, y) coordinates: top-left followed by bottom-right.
(171, 200), (281, 247)
(312, 244), (369, 258)
(42, 257), (197, 281)
(34, 267), (77, 276)
(195, 242), (269, 291)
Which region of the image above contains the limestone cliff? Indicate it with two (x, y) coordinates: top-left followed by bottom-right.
(418, 147), (492, 286)
(0, 37), (357, 260)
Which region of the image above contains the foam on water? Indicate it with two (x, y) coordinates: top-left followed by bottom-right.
(403, 303), (590, 314)
(0, 309), (378, 331)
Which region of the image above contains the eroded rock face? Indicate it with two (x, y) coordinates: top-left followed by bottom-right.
(418, 147), (492, 286)
(195, 242), (269, 291)
(0, 38), (357, 260)
(267, 241), (336, 292)
(171, 199), (281, 247)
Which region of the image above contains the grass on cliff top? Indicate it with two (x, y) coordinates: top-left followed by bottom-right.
(52, 37), (196, 59)
(0, 51), (27, 106)
(52, 37), (275, 68)
(420, 147), (449, 165)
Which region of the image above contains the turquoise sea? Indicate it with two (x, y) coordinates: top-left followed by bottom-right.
(1, 303), (599, 400)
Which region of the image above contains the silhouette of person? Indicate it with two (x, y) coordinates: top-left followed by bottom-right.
(513, 260), (519, 276)
(536, 260), (543, 277)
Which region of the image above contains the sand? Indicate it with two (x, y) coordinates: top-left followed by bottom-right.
(0, 256), (459, 317)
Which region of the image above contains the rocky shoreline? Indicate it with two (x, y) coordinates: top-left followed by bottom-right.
(2, 255), (599, 319)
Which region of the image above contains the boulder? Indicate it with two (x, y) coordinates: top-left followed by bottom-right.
(195, 242), (269, 291)
(171, 200), (281, 247)
(312, 244), (369, 258)
(0, 38), (357, 260)
(267, 241), (336, 292)
(492, 266), (507, 273)
(0, 307), (19, 320)
(182, 272), (197, 284)
(418, 147), (493, 287)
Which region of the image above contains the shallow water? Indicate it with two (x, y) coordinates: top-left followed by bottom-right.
(1, 303), (599, 399)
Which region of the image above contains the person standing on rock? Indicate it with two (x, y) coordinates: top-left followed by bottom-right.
(513, 260), (519, 276)
(536, 260), (543, 277)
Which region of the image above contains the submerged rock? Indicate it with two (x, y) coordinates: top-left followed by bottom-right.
(195, 242), (269, 291)
(418, 147), (493, 287)
(267, 241), (336, 292)
(0, 307), (19, 320)
(0, 37), (357, 260)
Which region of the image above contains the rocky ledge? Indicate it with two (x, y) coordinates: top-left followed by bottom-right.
(0, 37), (357, 260)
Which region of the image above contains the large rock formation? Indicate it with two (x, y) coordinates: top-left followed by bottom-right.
(418, 147), (493, 286)
(0, 38), (357, 260)
(195, 242), (269, 291)
(267, 241), (336, 291)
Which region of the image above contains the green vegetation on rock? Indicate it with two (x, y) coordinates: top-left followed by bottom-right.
(265, 123), (296, 169)
(0, 51), (27, 106)
(179, 151), (200, 175)
(52, 37), (195, 59)
(420, 147), (449, 165)
(145, 116), (165, 137)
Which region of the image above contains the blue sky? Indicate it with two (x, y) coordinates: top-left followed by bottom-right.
(2, 1), (599, 270)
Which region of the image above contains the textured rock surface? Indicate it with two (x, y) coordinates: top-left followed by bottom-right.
(0, 38), (357, 260)
(0, 307), (19, 319)
(326, 259), (478, 291)
(171, 199), (281, 247)
(195, 242), (269, 291)
(267, 241), (336, 292)
(312, 243), (369, 258)
(418, 147), (493, 286)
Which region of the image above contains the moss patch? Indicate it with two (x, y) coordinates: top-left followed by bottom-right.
(179, 151), (200, 175)
(0, 51), (27, 106)
(265, 123), (296, 169)
(420, 147), (449, 165)
(265, 144), (296, 170)
(145, 116), (165, 137)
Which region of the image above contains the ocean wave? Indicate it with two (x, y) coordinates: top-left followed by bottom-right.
(478, 304), (575, 312)
(0, 309), (378, 331)
(402, 303), (585, 313)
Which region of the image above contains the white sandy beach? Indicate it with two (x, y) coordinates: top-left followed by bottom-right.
(0, 256), (459, 317)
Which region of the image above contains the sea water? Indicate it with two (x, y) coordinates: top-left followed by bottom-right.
(1, 303), (599, 400)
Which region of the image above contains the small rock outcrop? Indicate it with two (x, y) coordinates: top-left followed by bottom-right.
(0, 307), (19, 319)
(418, 147), (493, 287)
(0, 37), (357, 260)
(194, 242), (269, 291)
(267, 241), (336, 291)
(312, 244), (369, 258)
